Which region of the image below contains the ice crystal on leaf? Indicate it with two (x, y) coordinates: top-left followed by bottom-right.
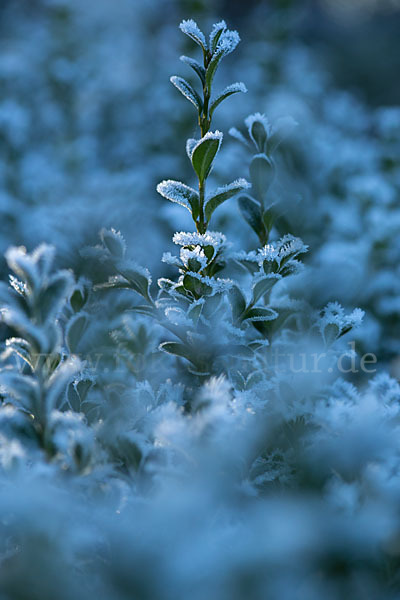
(173, 230), (227, 250)
(188, 130), (223, 161)
(179, 19), (207, 49)
(215, 29), (241, 57)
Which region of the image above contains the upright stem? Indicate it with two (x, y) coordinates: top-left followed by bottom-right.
(195, 50), (213, 232)
(197, 179), (206, 233)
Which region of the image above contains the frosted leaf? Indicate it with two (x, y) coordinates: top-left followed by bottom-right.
(157, 180), (199, 215)
(118, 259), (152, 282)
(245, 307), (278, 322)
(179, 19), (207, 49)
(228, 127), (250, 146)
(161, 252), (181, 268)
(210, 82), (247, 116)
(208, 178), (251, 200)
(205, 32), (240, 89)
(245, 112), (272, 145)
(272, 115), (298, 134)
(346, 308), (365, 328)
(196, 130), (224, 146)
(215, 29), (240, 56)
(274, 235), (309, 264)
(205, 178), (251, 222)
(183, 271), (233, 295)
(190, 131), (223, 183)
(100, 228), (126, 259)
(179, 56), (205, 83)
(1, 307), (50, 352)
(190, 129), (223, 156)
(319, 302), (365, 342)
(233, 236), (308, 267)
(170, 76), (202, 111)
(45, 356), (82, 411)
(269, 116), (299, 151)
(173, 230), (227, 251)
(6, 246), (40, 293)
(209, 20), (227, 50)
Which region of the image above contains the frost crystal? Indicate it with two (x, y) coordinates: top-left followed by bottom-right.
(9, 275), (27, 296)
(206, 178), (251, 201)
(209, 20), (227, 49)
(215, 29), (240, 56)
(179, 19), (207, 49)
(173, 231), (227, 251)
(162, 252), (181, 268)
(186, 138), (198, 160)
(180, 247), (208, 270)
(235, 236), (307, 266)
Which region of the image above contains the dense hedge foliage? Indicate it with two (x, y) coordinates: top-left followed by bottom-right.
(1, 3), (400, 599)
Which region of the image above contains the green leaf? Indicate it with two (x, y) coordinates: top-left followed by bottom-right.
(191, 132), (222, 183)
(249, 154), (275, 205)
(251, 276), (279, 305)
(209, 21), (226, 52)
(170, 76), (202, 111)
(100, 228), (126, 259)
(5, 337), (33, 369)
(205, 47), (225, 91)
(179, 19), (207, 51)
(159, 341), (194, 363)
(157, 180), (200, 220)
(38, 271), (74, 323)
(238, 195), (263, 237)
(250, 120), (268, 153)
(267, 116), (298, 153)
(187, 301), (203, 325)
(228, 285), (246, 321)
(180, 55), (205, 84)
(118, 264), (152, 301)
(243, 307), (278, 322)
(66, 313), (89, 353)
(131, 305), (156, 318)
(322, 323), (340, 346)
(183, 273), (212, 297)
(262, 207), (279, 233)
(222, 344), (254, 359)
(205, 178), (250, 222)
(209, 82), (247, 117)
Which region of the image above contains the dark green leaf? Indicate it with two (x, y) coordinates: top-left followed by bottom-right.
(170, 76), (202, 111)
(228, 285), (246, 321)
(249, 154), (275, 205)
(191, 134), (222, 183)
(251, 275), (280, 304)
(205, 178), (250, 222)
(157, 179), (200, 219)
(180, 55), (205, 84)
(209, 82), (247, 117)
(238, 195), (263, 237)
